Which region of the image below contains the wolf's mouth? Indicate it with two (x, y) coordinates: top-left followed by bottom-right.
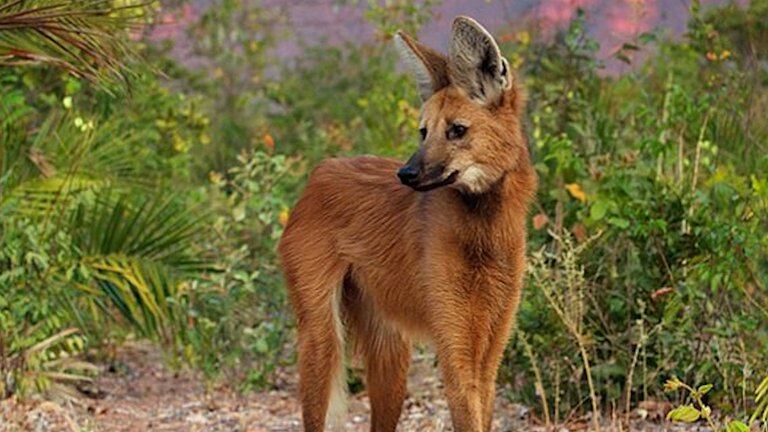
(412, 170), (459, 192)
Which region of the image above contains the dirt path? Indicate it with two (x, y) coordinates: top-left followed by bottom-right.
(1, 342), (710, 431)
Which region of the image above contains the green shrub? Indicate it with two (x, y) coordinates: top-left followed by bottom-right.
(501, 3), (768, 420)
(183, 148), (300, 388)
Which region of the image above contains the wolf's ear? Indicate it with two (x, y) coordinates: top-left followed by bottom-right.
(394, 31), (450, 101)
(448, 16), (512, 105)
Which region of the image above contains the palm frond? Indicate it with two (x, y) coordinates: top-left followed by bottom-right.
(0, 112), (160, 218)
(751, 374), (768, 424)
(25, 327), (80, 356)
(1, 174), (107, 218)
(0, 0), (152, 85)
(33, 113), (151, 185)
(59, 191), (211, 343)
(0, 81), (36, 201)
(3, 326), (94, 400)
(80, 254), (186, 342)
(69, 191), (210, 271)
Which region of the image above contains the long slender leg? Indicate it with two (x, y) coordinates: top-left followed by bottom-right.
(479, 342), (506, 432)
(480, 379), (497, 432)
(433, 313), (487, 432)
(432, 292), (520, 432)
(437, 349), (485, 432)
(365, 330), (410, 432)
(480, 301), (520, 431)
(285, 261), (348, 432)
(343, 282), (411, 432)
(296, 302), (346, 432)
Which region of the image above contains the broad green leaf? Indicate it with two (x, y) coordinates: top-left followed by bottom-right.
(608, 217), (630, 229)
(590, 199), (609, 221)
(666, 405), (701, 423)
(725, 420), (749, 432)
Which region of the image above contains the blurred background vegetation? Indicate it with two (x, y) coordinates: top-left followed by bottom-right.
(1, 0), (767, 426)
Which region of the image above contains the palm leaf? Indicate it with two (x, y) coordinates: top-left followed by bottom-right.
(69, 191), (210, 271)
(67, 254), (190, 345)
(0, 112), (159, 218)
(0, 82), (36, 201)
(751, 374), (768, 424)
(25, 327), (80, 356)
(1, 174), (107, 218)
(36, 113), (151, 185)
(83, 255), (185, 342)
(0, 0), (152, 85)
(3, 326), (95, 399)
(60, 191), (211, 342)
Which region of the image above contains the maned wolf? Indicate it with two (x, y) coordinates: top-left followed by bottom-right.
(278, 16), (537, 432)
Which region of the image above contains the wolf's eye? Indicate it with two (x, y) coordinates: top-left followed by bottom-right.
(447, 123), (468, 140)
(419, 127), (427, 141)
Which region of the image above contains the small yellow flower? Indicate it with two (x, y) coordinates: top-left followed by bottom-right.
(278, 209), (290, 227)
(517, 31), (530, 45)
(720, 50), (731, 60)
(208, 171), (223, 185)
(664, 376), (683, 392)
(511, 54), (525, 69)
(172, 133), (187, 152)
(565, 183), (587, 203)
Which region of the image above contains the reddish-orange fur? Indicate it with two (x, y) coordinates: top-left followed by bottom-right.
(278, 17), (537, 432)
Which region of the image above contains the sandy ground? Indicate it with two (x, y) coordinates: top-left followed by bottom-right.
(1, 341), (716, 432)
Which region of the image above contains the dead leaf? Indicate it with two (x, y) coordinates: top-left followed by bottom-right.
(28, 148), (56, 178)
(532, 213), (549, 230)
(636, 400), (672, 421)
(651, 287), (674, 300)
(263, 133), (275, 151)
(571, 223), (587, 242)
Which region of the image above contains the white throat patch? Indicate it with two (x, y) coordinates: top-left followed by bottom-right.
(458, 165), (491, 194)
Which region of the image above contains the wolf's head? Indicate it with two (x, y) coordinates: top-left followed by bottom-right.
(395, 17), (526, 195)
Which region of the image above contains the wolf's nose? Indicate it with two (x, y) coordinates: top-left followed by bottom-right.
(397, 165), (419, 185)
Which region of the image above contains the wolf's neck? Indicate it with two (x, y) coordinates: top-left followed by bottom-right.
(447, 162), (536, 239)
(457, 173), (507, 219)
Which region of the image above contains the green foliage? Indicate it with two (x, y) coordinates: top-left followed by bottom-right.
(665, 375), (768, 430)
(0, 220), (93, 400)
(664, 376), (715, 428)
(265, 44), (420, 163)
(181, 149), (299, 387)
(525, 230), (603, 429)
(0, 30), (214, 396)
(363, 0), (442, 37)
(0, 0), (152, 86)
(172, 0), (276, 175)
(500, 1), (768, 421)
